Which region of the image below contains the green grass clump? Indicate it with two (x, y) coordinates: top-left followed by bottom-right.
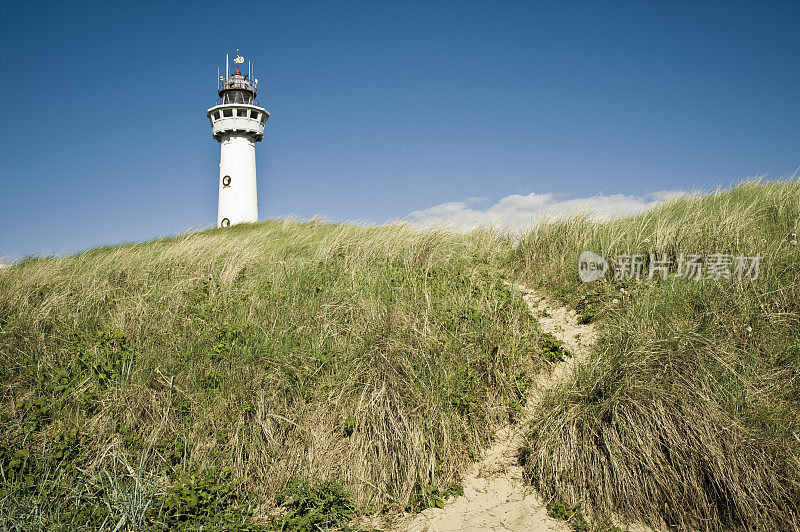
(516, 179), (800, 531)
(0, 221), (546, 529)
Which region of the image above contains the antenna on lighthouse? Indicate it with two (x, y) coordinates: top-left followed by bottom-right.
(226, 53), (229, 79)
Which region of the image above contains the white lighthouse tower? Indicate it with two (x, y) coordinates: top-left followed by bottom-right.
(207, 52), (269, 227)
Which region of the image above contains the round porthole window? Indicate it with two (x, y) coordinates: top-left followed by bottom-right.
(221, 218), (231, 228)
(222, 175), (231, 187)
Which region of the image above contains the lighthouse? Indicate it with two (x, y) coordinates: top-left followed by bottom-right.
(207, 52), (269, 227)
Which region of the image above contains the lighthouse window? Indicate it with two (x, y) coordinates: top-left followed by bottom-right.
(212, 111), (220, 120)
(237, 109), (247, 117)
(250, 110), (259, 119)
(222, 109), (233, 118)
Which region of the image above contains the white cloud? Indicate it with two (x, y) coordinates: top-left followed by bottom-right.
(407, 189), (686, 231)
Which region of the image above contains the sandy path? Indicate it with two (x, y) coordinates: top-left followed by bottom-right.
(388, 283), (598, 532)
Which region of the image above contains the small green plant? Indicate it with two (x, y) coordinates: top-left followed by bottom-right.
(211, 325), (242, 360)
(272, 477), (356, 531)
(507, 399), (524, 423)
(172, 394), (193, 420)
(117, 421), (145, 455)
(200, 371), (222, 389)
(337, 415), (356, 437)
(574, 293), (601, 324)
(51, 427), (83, 466)
(540, 333), (570, 362)
(576, 307), (596, 325)
(90, 330), (133, 388)
(156, 437), (187, 469)
(76, 388), (100, 415)
(445, 481), (464, 499)
(241, 401), (256, 420)
(0, 441), (34, 488)
(408, 481), (464, 512)
(446, 365), (487, 421)
(547, 495), (588, 531)
(19, 395), (51, 430)
(153, 466), (256, 530)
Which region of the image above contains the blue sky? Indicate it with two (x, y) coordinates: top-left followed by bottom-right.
(1, 1), (799, 259)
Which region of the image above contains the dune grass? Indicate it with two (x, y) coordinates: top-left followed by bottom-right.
(514, 179), (800, 531)
(0, 221), (549, 530)
(2, 180), (799, 531)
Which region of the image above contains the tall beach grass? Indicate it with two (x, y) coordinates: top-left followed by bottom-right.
(0, 221), (549, 529)
(514, 179), (800, 531)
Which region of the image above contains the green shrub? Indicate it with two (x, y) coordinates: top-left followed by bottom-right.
(272, 478), (356, 531)
(152, 467), (257, 531)
(407, 481), (464, 512)
(539, 333), (571, 363)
